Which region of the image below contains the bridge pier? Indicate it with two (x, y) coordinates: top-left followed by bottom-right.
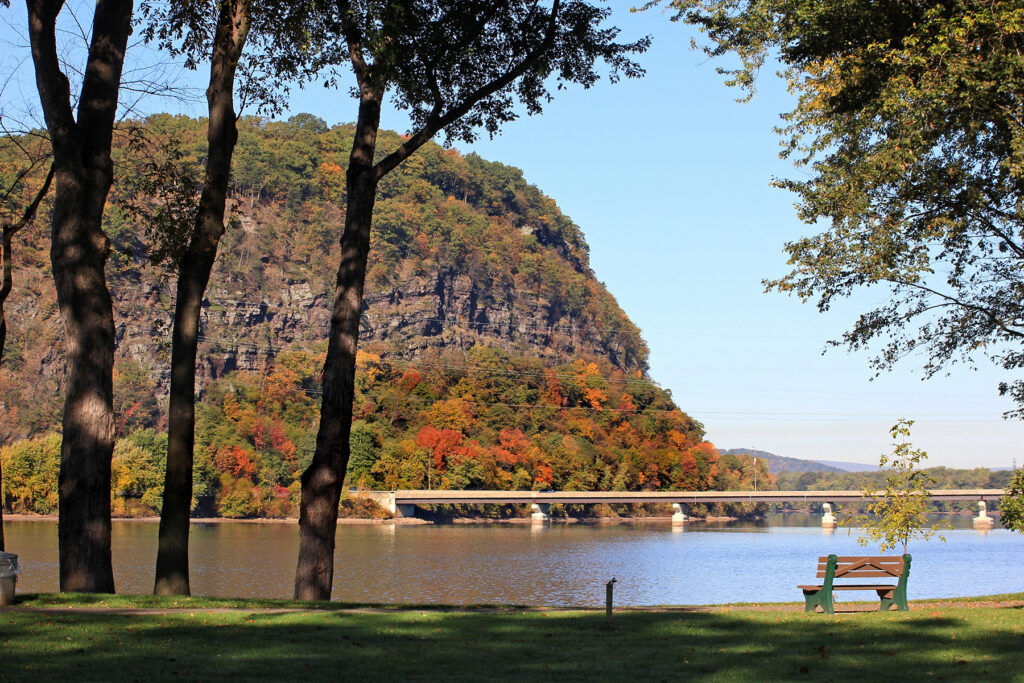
(531, 503), (551, 523)
(394, 503), (418, 519)
(821, 503), (837, 530)
(671, 503), (689, 524)
(973, 501), (994, 530)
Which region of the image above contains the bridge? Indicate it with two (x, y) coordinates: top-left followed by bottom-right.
(353, 488), (1006, 529)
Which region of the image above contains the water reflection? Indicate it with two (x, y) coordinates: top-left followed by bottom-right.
(4, 515), (1020, 606)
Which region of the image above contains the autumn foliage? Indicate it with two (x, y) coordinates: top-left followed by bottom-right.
(0, 345), (775, 518)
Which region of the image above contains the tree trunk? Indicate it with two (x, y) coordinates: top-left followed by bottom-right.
(1, 226), (11, 552)
(27, 0), (133, 594)
(53, 169), (117, 592)
(294, 90), (382, 601)
(154, 0), (251, 596)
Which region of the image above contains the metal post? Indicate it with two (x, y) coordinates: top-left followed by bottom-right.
(605, 577), (617, 627)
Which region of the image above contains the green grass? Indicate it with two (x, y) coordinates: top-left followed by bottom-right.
(2, 595), (1022, 681)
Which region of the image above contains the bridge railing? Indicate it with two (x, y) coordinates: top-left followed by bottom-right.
(349, 488), (1005, 527)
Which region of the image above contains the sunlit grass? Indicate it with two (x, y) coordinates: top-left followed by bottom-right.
(2, 594), (1022, 681)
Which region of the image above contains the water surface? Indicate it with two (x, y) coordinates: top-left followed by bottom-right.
(4, 516), (1020, 606)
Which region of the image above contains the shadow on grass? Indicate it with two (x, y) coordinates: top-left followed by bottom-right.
(1, 605), (1021, 681)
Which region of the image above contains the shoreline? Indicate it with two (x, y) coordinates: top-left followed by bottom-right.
(1, 513), (740, 525)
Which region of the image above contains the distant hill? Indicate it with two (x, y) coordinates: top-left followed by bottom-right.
(812, 459), (878, 473)
(720, 449), (847, 474)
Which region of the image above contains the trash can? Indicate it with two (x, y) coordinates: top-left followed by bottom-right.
(0, 552), (21, 605)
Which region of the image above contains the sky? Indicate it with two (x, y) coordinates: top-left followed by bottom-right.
(4, 2), (1024, 469)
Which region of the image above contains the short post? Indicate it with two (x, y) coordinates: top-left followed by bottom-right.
(973, 500), (994, 530)
(671, 503), (689, 525)
(821, 502), (837, 530)
(605, 577), (617, 628)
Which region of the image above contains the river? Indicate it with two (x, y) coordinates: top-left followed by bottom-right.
(3, 515), (1020, 606)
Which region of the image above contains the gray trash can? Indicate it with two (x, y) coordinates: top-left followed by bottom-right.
(0, 552), (21, 605)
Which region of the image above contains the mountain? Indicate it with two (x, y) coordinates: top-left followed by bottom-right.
(1, 113), (649, 442)
(1, 114), (769, 518)
(811, 459), (878, 473)
(719, 448), (845, 474)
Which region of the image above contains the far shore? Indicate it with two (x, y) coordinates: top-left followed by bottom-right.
(1, 513), (743, 525)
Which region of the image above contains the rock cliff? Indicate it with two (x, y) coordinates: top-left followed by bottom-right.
(0, 115), (650, 442)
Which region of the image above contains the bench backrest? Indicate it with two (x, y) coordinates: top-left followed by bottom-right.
(815, 555), (908, 582)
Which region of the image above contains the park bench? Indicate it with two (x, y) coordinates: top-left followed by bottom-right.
(798, 554), (911, 614)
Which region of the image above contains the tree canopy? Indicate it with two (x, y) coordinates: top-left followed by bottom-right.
(673, 0), (1024, 414)
(999, 468), (1024, 533)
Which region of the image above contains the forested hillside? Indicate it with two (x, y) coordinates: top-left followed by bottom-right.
(718, 448), (844, 474)
(1, 114), (767, 518)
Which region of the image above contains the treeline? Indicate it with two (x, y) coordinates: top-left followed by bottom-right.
(1, 345), (775, 519)
(775, 468), (1014, 514)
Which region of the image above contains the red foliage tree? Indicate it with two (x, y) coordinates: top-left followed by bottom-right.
(214, 445), (258, 480)
(415, 425), (468, 472)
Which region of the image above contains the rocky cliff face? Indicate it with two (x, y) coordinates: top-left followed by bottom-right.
(187, 261), (644, 388)
(0, 115), (650, 443)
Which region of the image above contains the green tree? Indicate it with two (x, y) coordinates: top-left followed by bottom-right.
(295, 0), (649, 600)
(345, 422), (379, 489)
(999, 468), (1024, 533)
(672, 0), (1024, 414)
(111, 438), (165, 515)
(0, 433), (61, 515)
(853, 420), (944, 554)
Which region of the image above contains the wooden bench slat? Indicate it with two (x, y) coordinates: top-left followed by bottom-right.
(811, 565), (901, 569)
(801, 584), (896, 590)
(815, 570), (901, 579)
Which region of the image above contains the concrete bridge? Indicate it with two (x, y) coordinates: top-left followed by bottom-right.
(353, 488), (1005, 529)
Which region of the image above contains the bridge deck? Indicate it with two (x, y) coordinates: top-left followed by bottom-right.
(356, 489), (1004, 506)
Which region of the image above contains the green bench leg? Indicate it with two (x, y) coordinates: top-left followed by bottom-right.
(877, 589), (908, 612)
(803, 589), (834, 614)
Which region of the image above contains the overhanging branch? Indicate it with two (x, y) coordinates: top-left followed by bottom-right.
(372, 0), (562, 180)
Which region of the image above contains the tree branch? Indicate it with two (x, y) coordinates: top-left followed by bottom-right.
(891, 277), (1024, 339)
(25, 0), (76, 150)
(372, 0), (562, 180)
(1, 162), (54, 311)
(76, 0), (134, 159)
(336, 0), (372, 90)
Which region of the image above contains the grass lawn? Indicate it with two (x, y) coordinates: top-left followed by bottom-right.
(1, 594), (1022, 681)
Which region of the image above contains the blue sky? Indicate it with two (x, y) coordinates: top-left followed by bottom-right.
(5, 2), (1024, 469)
